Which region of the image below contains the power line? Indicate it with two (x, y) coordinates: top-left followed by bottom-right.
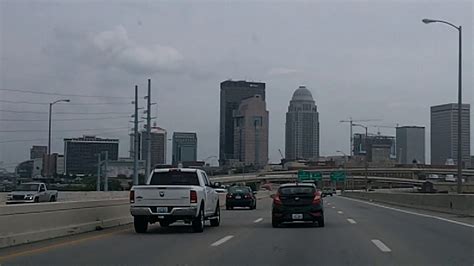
(0, 109), (131, 115)
(0, 99), (129, 105)
(0, 128), (130, 144)
(0, 127), (129, 133)
(0, 116), (129, 122)
(0, 88), (130, 99)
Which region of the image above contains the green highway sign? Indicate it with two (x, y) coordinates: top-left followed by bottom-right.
(297, 170), (322, 181)
(330, 171), (346, 181)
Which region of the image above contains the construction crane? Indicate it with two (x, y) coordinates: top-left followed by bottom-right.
(339, 118), (381, 156)
(367, 124), (399, 135)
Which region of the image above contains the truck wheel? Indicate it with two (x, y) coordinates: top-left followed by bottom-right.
(49, 196), (56, 202)
(210, 203), (220, 227)
(192, 207), (205, 233)
(134, 216), (148, 233)
(34, 197), (39, 203)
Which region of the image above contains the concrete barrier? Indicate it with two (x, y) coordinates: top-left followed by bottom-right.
(0, 199), (131, 248)
(0, 191), (128, 204)
(342, 191), (474, 216)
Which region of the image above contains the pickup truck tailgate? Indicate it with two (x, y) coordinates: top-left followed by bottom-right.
(133, 186), (194, 206)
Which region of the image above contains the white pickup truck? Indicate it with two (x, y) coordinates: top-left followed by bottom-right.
(130, 168), (220, 233)
(6, 182), (58, 204)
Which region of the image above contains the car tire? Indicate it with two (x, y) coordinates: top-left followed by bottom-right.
(159, 221), (170, 227)
(226, 205), (231, 210)
(49, 196), (56, 202)
(272, 218), (280, 228)
(34, 197), (39, 203)
(210, 203), (220, 227)
(192, 205), (205, 233)
(134, 216), (148, 233)
(318, 216), (325, 227)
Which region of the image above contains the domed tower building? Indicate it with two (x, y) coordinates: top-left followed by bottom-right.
(285, 86), (320, 161)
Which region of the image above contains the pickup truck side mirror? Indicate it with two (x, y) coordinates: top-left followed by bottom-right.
(212, 182), (220, 188)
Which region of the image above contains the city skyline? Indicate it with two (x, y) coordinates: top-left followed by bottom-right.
(0, 1), (473, 169)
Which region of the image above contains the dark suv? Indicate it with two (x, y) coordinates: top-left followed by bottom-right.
(272, 183), (324, 227)
(226, 186), (257, 210)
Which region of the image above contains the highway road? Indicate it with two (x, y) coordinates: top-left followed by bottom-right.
(0, 195), (473, 266)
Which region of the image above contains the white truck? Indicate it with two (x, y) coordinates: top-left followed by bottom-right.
(6, 182), (58, 204)
(130, 168), (220, 233)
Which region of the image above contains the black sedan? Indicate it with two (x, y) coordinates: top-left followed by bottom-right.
(226, 186), (257, 210)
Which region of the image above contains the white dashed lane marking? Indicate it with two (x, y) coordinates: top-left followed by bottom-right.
(337, 211), (344, 214)
(332, 206), (336, 209)
(371, 239), (391, 252)
(254, 218), (263, 223)
(347, 218), (357, 224)
(211, 235), (234, 247)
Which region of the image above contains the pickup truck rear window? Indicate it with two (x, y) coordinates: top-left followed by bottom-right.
(279, 186), (315, 195)
(150, 171), (200, 185)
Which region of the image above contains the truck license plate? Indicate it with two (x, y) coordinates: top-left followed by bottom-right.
(157, 207), (168, 213)
(292, 214), (303, 220)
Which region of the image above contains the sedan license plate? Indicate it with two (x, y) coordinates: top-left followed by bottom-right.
(157, 207), (168, 213)
(235, 196), (242, 199)
(292, 214), (303, 220)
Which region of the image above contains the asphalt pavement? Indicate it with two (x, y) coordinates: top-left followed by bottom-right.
(0, 194), (473, 266)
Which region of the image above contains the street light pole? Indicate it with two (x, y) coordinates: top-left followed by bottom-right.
(48, 99), (70, 155)
(422, 18), (463, 193)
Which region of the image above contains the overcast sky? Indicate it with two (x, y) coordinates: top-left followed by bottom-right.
(0, 0), (472, 170)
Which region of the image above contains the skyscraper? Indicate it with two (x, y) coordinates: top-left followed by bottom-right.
(285, 86), (319, 160)
(219, 80), (265, 165)
(172, 132), (197, 165)
(30, 145), (47, 160)
(431, 103), (470, 167)
(64, 135), (119, 175)
(396, 126), (425, 164)
(130, 125), (167, 167)
(233, 95), (269, 168)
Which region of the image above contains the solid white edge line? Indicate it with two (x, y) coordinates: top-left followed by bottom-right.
(371, 239), (391, 252)
(254, 218), (263, 223)
(337, 211), (344, 214)
(347, 218), (357, 224)
(211, 235), (234, 247)
(339, 196), (474, 228)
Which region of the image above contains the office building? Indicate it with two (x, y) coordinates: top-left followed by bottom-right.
(431, 103), (470, 167)
(219, 80), (265, 165)
(233, 95), (269, 167)
(172, 132), (197, 165)
(130, 124), (167, 167)
(285, 86), (320, 160)
(64, 135), (119, 175)
(396, 126), (425, 164)
(353, 134), (396, 163)
(30, 145), (47, 160)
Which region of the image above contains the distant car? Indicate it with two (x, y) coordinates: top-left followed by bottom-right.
(272, 183), (324, 227)
(226, 186), (257, 210)
(6, 182), (58, 204)
(321, 187), (335, 197)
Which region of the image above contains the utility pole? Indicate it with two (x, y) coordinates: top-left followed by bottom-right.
(104, 151), (109, 191)
(133, 85), (139, 186)
(96, 153), (101, 191)
(145, 79), (152, 179)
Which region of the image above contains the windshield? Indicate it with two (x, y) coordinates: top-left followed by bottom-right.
(14, 184), (39, 191)
(279, 186), (315, 195)
(149, 171), (199, 186)
(229, 187), (251, 194)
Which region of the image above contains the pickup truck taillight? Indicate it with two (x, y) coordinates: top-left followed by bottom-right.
(190, 190), (197, 204)
(129, 190), (135, 203)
